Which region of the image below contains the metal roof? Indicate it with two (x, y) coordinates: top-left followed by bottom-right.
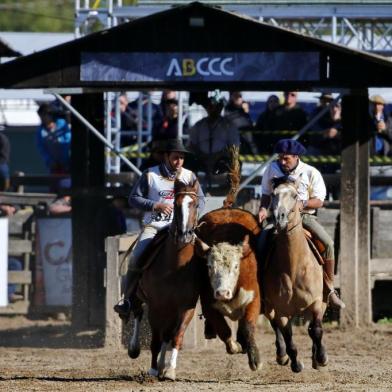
(1, 2), (392, 90)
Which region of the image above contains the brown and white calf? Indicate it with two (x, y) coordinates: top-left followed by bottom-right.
(196, 233), (261, 371)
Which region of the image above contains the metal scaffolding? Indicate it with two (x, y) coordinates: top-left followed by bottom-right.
(74, 1), (392, 174)
(75, 1), (392, 52)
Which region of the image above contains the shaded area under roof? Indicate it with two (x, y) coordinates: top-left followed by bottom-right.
(1, 2), (392, 90)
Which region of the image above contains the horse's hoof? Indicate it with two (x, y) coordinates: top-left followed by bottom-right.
(226, 339), (243, 355)
(291, 360), (304, 373)
(248, 348), (262, 371)
(147, 368), (159, 377)
(162, 367), (176, 381)
(313, 353), (328, 369)
(128, 344), (140, 359)
(249, 358), (263, 371)
(276, 354), (289, 366)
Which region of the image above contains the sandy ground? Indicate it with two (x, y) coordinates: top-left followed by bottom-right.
(0, 316), (391, 392)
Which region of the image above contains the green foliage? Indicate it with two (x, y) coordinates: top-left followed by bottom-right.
(0, 0), (74, 32)
(377, 317), (392, 325)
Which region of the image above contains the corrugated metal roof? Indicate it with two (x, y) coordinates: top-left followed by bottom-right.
(2, 2), (392, 89)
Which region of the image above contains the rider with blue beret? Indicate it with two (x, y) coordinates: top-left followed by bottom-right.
(258, 139), (345, 309)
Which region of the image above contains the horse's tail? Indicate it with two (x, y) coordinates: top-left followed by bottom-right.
(223, 145), (241, 208)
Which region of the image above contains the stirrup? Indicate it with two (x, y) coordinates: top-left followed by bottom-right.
(114, 299), (131, 319)
(327, 289), (346, 309)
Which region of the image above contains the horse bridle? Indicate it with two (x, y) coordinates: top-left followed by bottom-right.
(170, 191), (199, 244)
(271, 186), (302, 234)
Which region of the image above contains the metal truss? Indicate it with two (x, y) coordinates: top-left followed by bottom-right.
(74, 1), (392, 174)
(75, 1), (392, 52)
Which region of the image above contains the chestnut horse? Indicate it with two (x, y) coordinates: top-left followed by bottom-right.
(128, 179), (201, 380)
(262, 178), (328, 373)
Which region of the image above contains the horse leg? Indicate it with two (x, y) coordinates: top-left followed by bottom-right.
(128, 296), (143, 359)
(157, 342), (168, 379)
(148, 329), (161, 377)
(308, 316), (328, 369)
(278, 318), (304, 373)
(162, 308), (196, 381)
(269, 319), (289, 366)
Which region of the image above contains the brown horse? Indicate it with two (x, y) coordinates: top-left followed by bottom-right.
(262, 178), (328, 373)
(128, 179), (201, 380)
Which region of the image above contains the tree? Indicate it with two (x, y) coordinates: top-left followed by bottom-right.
(0, 0), (74, 32)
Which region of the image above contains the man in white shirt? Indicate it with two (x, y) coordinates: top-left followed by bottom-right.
(258, 139), (345, 309)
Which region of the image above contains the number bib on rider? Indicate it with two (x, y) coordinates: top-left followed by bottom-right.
(143, 166), (194, 229)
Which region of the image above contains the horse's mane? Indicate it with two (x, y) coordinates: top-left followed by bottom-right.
(271, 175), (297, 190)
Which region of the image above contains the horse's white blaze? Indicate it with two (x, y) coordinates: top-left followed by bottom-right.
(130, 318), (140, 350)
(181, 195), (193, 234)
(169, 348), (179, 369)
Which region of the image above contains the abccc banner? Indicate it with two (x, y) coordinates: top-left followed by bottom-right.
(81, 51), (320, 82)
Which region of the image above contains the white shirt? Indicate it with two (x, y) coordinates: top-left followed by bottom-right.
(143, 166), (194, 228)
(261, 160), (326, 215)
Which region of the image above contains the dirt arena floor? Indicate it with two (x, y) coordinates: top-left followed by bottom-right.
(0, 316), (391, 392)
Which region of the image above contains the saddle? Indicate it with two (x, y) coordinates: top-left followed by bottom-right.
(139, 227), (170, 271)
(303, 229), (325, 266)
(122, 227), (169, 275)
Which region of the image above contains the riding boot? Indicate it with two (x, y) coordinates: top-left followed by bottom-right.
(114, 263), (143, 319)
(323, 258), (346, 309)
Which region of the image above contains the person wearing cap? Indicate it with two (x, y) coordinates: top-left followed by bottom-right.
(310, 92), (334, 128)
(309, 93), (341, 156)
(188, 90), (240, 176)
(369, 95), (392, 156)
(269, 91), (307, 132)
(257, 139), (345, 309)
(36, 103), (71, 192)
(114, 138), (205, 318)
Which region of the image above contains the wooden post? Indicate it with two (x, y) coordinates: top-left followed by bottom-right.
(104, 236), (123, 349)
(71, 93), (105, 329)
(340, 90), (371, 327)
(357, 107), (372, 326)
